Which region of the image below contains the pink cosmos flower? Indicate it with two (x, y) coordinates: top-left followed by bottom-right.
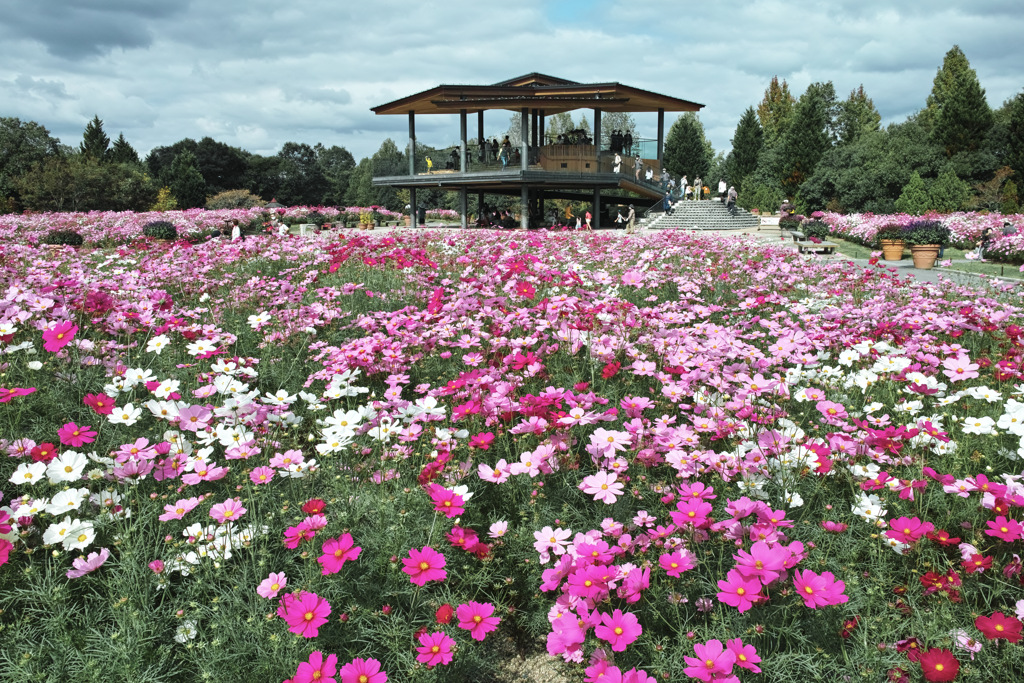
(942, 355), (980, 381)
(277, 591), (331, 638)
(0, 387), (36, 403)
(283, 521), (317, 549)
(985, 516), (1023, 543)
(793, 569), (849, 608)
(293, 651), (337, 683)
(671, 499), (713, 528)
(733, 540), (787, 584)
(318, 533), (362, 575)
(886, 516), (935, 544)
(594, 609), (642, 652)
(716, 568), (763, 613)
(427, 484), (465, 518)
(209, 498), (246, 524)
(659, 549), (695, 578)
(158, 496), (201, 522)
(42, 321), (78, 353)
(57, 422), (97, 447)
(478, 459), (510, 484)
(249, 466), (276, 485)
(415, 631), (455, 667)
(581, 470), (624, 504)
(66, 547), (110, 578)
(401, 546), (447, 586)
(339, 657), (387, 683)
(488, 521), (509, 538)
(821, 520), (848, 533)
(683, 639), (736, 682)
(456, 601), (501, 641)
(148, 560), (164, 574)
(726, 637), (762, 672)
(567, 565), (613, 600)
(257, 571), (287, 599)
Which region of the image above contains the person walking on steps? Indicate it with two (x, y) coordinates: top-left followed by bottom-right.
(625, 204), (637, 234)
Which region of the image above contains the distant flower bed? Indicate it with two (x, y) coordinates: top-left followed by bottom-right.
(820, 211), (1024, 260)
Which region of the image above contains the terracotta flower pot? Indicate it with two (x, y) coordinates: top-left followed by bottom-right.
(910, 244), (941, 270)
(880, 239), (905, 261)
(404, 216), (412, 227)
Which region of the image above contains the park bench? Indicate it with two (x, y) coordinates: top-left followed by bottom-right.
(787, 229), (806, 241)
(795, 240), (838, 255)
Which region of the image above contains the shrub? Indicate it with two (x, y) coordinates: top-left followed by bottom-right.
(802, 220), (830, 240)
(150, 187), (178, 212)
(875, 223), (908, 243)
(142, 220), (178, 240)
(304, 211), (328, 227)
(205, 189), (266, 210)
(903, 219), (950, 246)
(778, 214), (802, 231)
(42, 229), (84, 246)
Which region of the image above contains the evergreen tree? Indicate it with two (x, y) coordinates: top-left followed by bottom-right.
(663, 113), (713, 181)
(926, 46), (994, 156)
(726, 107), (763, 192)
(780, 82), (836, 195)
(169, 149), (207, 209)
(1007, 92), (1024, 181)
(757, 76), (796, 147)
(108, 133), (139, 165)
(276, 142), (328, 206)
(369, 139), (407, 210)
(1001, 179), (1019, 214)
(894, 171), (930, 215)
(315, 144), (356, 206)
(0, 117), (63, 208)
(835, 85), (881, 146)
(929, 164), (971, 212)
(79, 115), (110, 161)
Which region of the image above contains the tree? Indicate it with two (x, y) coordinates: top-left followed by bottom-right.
(0, 117), (63, 209)
(544, 112), (574, 142)
(780, 81), (836, 195)
(894, 171), (930, 215)
(369, 139), (407, 210)
(926, 46), (994, 156)
(344, 157), (373, 207)
(929, 164), (971, 212)
(835, 85), (881, 146)
(600, 111), (637, 149)
(1007, 92), (1024, 181)
(79, 115), (110, 161)
(663, 113), (713, 181)
(757, 76), (796, 147)
(146, 139), (198, 184)
(108, 133), (139, 165)
(726, 107), (763, 192)
(195, 137), (249, 195)
(273, 142), (329, 206)
(17, 154), (156, 212)
(169, 149), (207, 208)
(315, 144), (356, 206)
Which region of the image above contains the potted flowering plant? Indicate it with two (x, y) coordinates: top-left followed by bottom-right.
(876, 223), (908, 261)
(903, 219), (949, 270)
(358, 210), (374, 230)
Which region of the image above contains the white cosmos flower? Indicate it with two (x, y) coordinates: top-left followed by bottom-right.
(262, 389), (296, 406)
(27, 360), (43, 370)
(146, 334), (170, 354)
(962, 416), (996, 435)
(123, 367), (154, 387)
(63, 521), (95, 551)
(43, 516), (78, 546)
(153, 379), (181, 399)
(45, 487), (90, 515)
(185, 339), (216, 356)
(852, 493), (887, 524)
(10, 461), (46, 486)
(174, 620), (198, 644)
(108, 403), (142, 426)
(247, 311), (271, 329)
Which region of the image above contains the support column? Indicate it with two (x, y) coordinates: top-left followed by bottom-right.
(460, 188), (468, 229)
(477, 110), (484, 149)
(477, 191), (484, 220)
(656, 108), (665, 168)
(521, 185), (529, 230)
(459, 109), (468, 172)
(593, 108), (602, 168)
(408, 110), (416, 228)
(539, 110), (545, 146)
(531, 109), (538, 150)
(593, 188), (601, 230)
(520, 107), (529, 171)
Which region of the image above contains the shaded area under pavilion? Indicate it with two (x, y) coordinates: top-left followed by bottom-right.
(370, 73), (704, 229)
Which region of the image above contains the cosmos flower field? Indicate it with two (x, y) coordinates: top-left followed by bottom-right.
(1, 221), (1023, 682)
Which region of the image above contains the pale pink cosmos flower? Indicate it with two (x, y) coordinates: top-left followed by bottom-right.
(66, 547), (110, 578)
(581, 470), (624, 504)
(942, 355), (980, 381)
(478, 459), (510, 483)
(159, 496), (201, 522)
(209, 498), (246, 524)
(257, 571), (287, 598)
(488, 521), (509, 538)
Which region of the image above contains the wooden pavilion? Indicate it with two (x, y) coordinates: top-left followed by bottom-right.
(370, 73), (703, 229)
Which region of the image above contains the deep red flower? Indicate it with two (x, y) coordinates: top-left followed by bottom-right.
(918, 648), (959, 682)
(962, 554), (992, 574)
(925, 529), (960, 546)
(302, 498), (326, 515)
(435, 603), (454, 624)
(30, 442), (58, 463)
(975, 612), (1023, 642)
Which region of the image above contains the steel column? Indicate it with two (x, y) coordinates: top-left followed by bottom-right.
(594, 108), (602, 166)
(521, 107), (529, 171)
(593, 188), (601, 230)
(459, 109), (467, 172)
(408, 110), (416, 176)
(460, 188), (468, 229)
(656, 108), (665, 167)
(521, 185), (529, 230)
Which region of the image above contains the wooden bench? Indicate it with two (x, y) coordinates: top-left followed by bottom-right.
(795, 240), (838, 255)
(788, 229), (806, 241)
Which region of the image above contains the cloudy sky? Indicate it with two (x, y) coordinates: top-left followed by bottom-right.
(2, 0), (1022, 162)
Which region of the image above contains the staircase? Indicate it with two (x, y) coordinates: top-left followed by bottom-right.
(642, 199), (760, 230)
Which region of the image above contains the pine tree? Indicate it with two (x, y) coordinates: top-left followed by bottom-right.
(836, 85), (881, 145)
(663, 113), (713, 181)
(929, 164), (971, 212)
(894, 171), (930, 215)
(925, 46), (994, 156)
(757, 77), (796, 147)
(109, 133), (139, 165)
(779, 82), (836, 194)
(169, 149), (207, 209)
(727, 107), (763, 192)
(1007, 92), (1024, 181)
(79, 115), (110, 162)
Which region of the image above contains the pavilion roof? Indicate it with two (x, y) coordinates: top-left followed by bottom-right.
(371, 73), (704, 116)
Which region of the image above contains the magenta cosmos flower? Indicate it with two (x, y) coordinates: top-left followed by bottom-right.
(318, 533), (362, 575)
(716, 568), (763, 613)
(683, 639), (736, 682)
(415, 631), (455, 667)
(339, 657), (387, 683)
(426, 484), (464, 518)
(42, 321), (78, 353)
(57, 422), (97, 447)
(401, 546), (447, 586)
(886, 516), (935, 544)
(293, 651), (337, 683)
(659, 549), (695, 578)
(793, 569), (848, 608)
(456, 601), (501, 641)
(277, 591), (331, 638)
(594, 609), (642, 652)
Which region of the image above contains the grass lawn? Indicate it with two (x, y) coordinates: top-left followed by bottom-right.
(829, 238), (1024, 279)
